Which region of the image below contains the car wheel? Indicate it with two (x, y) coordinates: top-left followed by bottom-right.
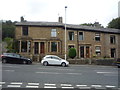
(43, 61), (48, 66)
(28, 61), (32, 64)
(61, 62), (66, 67)
(23, 61), (27, 64)
(2, 59), (7, 63)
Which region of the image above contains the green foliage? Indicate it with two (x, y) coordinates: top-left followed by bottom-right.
(81, 23), (94, 26)
(2, 20), (17, 40)
(4, 37), (15, 53)
(81, 22), (104, 28)
(68, 48), (76, 59)
(13, 40), (19, 53)
(108, 17), (120, 29)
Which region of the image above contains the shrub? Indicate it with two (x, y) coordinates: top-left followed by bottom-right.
(68, 48), (76, 59)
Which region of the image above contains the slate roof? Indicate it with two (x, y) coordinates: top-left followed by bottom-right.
(16, 21), (120, 34)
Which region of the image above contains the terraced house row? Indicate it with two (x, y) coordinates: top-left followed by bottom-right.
(15, 17), (120, 61)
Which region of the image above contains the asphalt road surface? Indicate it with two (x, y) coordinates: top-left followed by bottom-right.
(1, 63), (120, 89)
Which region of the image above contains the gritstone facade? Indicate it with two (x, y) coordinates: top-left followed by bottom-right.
(15, 17), (120, 61)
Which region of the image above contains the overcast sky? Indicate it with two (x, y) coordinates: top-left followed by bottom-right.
(0, 0), (119, 27)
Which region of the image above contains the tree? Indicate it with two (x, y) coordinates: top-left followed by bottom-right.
(68, 48), (76, 59)
(81, 23), (94, 26)
(4, 37), (15, 53)
(81, 22), (104, 28)
(108, 17), (120, 29)
(2, 20), (17, 40)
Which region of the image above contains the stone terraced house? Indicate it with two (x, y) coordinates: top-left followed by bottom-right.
(15, 17), (120, 61)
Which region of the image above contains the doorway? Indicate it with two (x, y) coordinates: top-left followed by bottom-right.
(86, 46), (90, 58)
(40, 42), (45, 54)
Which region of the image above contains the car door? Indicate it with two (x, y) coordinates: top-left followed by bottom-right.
(11, 54), (20, 63)
(14, 54), (21, 63)
(7, 54), (16, 63)
(46, 56), (53, 64)
(51, 56), (61, 65)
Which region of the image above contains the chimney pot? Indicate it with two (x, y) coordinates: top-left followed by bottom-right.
(58, 17), (63, 23)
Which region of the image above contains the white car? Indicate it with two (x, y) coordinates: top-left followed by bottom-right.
(41, 55), (69, 67)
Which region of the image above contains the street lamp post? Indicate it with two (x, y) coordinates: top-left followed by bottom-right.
(65, 6), (67, 60)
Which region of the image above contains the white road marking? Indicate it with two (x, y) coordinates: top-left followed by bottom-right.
(96, 72), (118, 76)
(4, 70), (15, 72)
(79, 87), (91, 89)
(61, 87), (74, 89)
(36, 72), (81, 75)
(61, 84), (72, 86)
(26, 85), (39, 88)
(76, 85), (87, 87)
(44, 83), (56, 86)
(1, 81), (118, 89)
(0, 82), (5, 84)
(44, 86), (56, 88)
(44, 83), (56, 88)
(106, 85), (116, 88)
(28, 83), (39, 85)
(66, 73), (82, 75)
(7, 85), (21, 88)
(96, 72), (116, 74)
(38, 68), (74, 71)
(10, 82), (23, 85)
(91, 85), (102, 87)
(36, 72), (59, 74)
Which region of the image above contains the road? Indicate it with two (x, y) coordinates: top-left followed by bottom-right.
(1, 63), (119, 89)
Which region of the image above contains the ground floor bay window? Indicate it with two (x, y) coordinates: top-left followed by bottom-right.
(51, 42), (57, 52)
(48, 41), (61, 53)
(34, 42), (39, 54)
(34, 42), (45, 55)
(79, 45), (91, 58)
(18, 40), (31, 53)
(33, 41), (61, 55)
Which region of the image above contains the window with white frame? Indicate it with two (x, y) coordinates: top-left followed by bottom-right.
(95, 46), (101, 55)
(110, 35), (116, 44)
(69, 32), (74, 40)
(95, 33), (100, 41)
(79, 32), (84, 40)
(51, 42), (57, 52)
(51, 29), (57, 37)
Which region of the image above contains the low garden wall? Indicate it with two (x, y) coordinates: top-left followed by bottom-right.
(19, 53), (117, 66)
(67, 58), (116, 66)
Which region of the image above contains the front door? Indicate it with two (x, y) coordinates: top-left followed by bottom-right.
(80, 46), (84, 58)
(40, 42), (45, 54)
(111, 48), (116, 58)
(86, 46), (90, 58)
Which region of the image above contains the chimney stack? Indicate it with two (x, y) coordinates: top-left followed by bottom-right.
(20, 16), (24, 22)
(58, 17), (63, 23)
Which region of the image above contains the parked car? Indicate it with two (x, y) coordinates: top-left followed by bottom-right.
(116, 58), (120, 68)
(41, 55), (69, 67)
(1, 53), (32, 64)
